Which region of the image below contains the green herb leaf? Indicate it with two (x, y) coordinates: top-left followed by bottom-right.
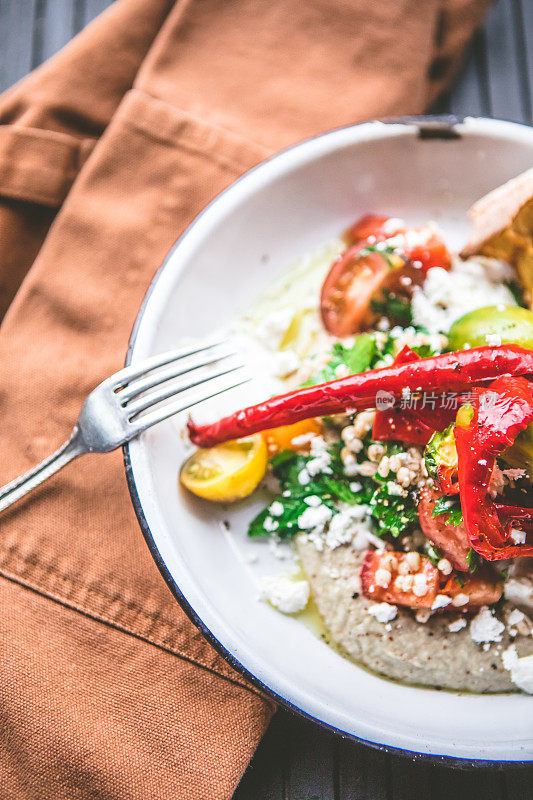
(425, 542), (442, 567)
(431, 495), (463, 526)
(369, 483), (417, 537)
(358, 243), (397, 267)
(466, 547), (480, 573)
(311, 335), (377, 385)
(371, 290), (413, 326)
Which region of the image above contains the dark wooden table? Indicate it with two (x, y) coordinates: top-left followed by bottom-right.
(0, 2), (531, 798)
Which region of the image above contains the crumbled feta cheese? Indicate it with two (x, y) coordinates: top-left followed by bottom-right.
(368, 602), (397, 623)
(353, 528), (386, 552)
(261, 574), (309, 614)
(291, 432), (317, 447)
(297, 503), (333, 531)
(298, 468), (311, 485)
(451, 593), (469, 607)
(263, 516), (279, 532)
(485, 333), (502, 347)
(386, 481), (405, 496)
(448, 618), (467, 632)
(502, 643), (518, 671)
(508, 609), (526, 627)
(306, 435), (332, 476)
(349, 481), (362, 492)
(411, 257), (516, 335)
(334, 363), (350, 378)
(304, 495), (321, 507)
(432, 594), (452, 610)
(375, 568), (392, 588)
(501, 645), (533, 693)
(271, 348), (300, 377)
(437, 558), (452, 576)
(257, 307), (294, 349)
(412, 574), (428, 597)
(510, 528), (527, 545)
(269, 501), (284, 517)
(325, 504), (371, 550)
(470, 606), (505, 643)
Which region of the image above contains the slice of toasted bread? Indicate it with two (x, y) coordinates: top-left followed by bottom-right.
(461, 167), (533, 306)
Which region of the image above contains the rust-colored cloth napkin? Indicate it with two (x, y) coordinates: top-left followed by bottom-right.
(0, 1), (491, 798)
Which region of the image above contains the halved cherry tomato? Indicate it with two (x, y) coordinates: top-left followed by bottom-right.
(405, 238), (451, 272)
(263, 418), (322, 455)
(442, 569), (503, 608)
(418, 487), (470, 571)
(180, 435), (267, 502)
(320, 248), (423, 336)
(346, 215), (451, 272)
(345, 213), (391, 244)
(360, 550), (440, 609)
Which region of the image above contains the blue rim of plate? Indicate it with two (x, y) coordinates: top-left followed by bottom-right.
(123, 114), (532, 769)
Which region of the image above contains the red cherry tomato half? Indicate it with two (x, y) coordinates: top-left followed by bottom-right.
(320, 246), (390, 337)
(345, 214), (391, 244)
(418, 487), (470, 572)
(404, 239), (451, 272)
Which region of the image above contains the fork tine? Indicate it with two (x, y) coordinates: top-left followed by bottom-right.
(114, 334), (229, 388)
(128, 376), (252, 435)
(126, 363), (247, 417)
(119, 349), (238, 401)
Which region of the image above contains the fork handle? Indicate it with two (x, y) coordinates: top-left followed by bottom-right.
(0, 427), (87, 513)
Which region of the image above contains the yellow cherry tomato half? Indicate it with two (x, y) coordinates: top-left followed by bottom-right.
(180, 435), (267, 503)
(263, 417), (322, 455)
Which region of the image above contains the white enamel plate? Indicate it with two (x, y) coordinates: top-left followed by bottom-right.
(125, 117), (533, 764)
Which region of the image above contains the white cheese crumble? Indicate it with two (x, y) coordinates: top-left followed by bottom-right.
(501, 645), (533, 694)
(263, 516), (279, 532)
(508, 609), (526, 627)
(451, 593), (469, 607)
(368, 602), (397, 623)
(469, 606), (505, 643)
(325, 504), (372, 550)
(298, 468), (311, 485)
(304, 495), (322, 507)
(269, 501), (284, 517)
(270, 349), (300, 377)
(432, 594), (452, 610)
(256, 307), (294, 349)
(306, 435), (332, 477)
(437, 558), (453, 576)
(448, 618), (467, 632)
(510, 528), (527, 545)
(297, 503), (333, 531)
(485, 333), (502, 346)
(411, 256), (516, 335)
(412, 573), (428, 597)
(260, 574), (310, 614)
(375, 568), (392, 588)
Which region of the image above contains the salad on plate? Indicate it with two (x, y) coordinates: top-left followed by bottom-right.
(180, 169), (533, 694)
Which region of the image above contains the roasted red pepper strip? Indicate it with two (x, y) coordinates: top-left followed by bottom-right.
(454, 376), (533, 560)
(188, 345), (533, 447)
(493, 504), (533, 532)
(372, 346), (459, 445)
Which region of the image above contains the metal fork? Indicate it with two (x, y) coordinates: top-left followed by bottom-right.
(0, 336), (248, 513)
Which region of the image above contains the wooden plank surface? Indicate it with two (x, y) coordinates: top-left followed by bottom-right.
(0, 1), (532, 799)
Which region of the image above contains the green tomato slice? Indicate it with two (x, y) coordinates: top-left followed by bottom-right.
(448, 305), (533, 351)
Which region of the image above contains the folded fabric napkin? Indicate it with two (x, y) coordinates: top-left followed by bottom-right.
(0, 1), (491, 797)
